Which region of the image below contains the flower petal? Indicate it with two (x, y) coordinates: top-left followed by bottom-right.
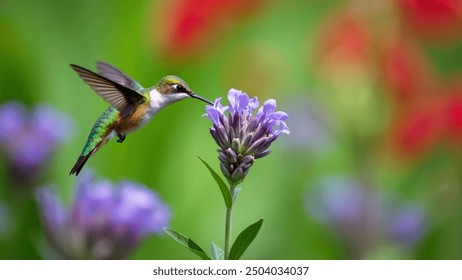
(227, 89), (250, 115)
(248, 97), (260, 113)
(263, 99), (277, 115)
(206, 107), (223, 126)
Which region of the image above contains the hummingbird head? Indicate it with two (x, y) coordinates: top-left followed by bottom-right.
(155, 75), (212, 105)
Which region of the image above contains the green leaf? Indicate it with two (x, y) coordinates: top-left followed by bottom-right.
(163, 227), (211, 260)
(229, 219), (263, 260)
(210, 242), (224, 260)
(198, 156), (233, 208)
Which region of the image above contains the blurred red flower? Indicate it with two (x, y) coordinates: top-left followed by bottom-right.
(381, 38), (435, 104)
(318, 14), (371, 67)
(152, 0), (264, 59)
(396, 0), (462, 41)
(442, 86), (462, 141)
(391, 100), (445, 157)
(391, 85), (462, 157)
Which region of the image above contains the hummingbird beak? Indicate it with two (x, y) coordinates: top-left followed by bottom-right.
(189, 92), (213, 105)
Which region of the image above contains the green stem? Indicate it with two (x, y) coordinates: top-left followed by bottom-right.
(224, 183), (236, 260)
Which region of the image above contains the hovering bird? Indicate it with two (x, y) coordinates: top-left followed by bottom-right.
(69, 62), (212, 176)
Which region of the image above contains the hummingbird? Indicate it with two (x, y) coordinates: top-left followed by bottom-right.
(69, 61), (212, 176)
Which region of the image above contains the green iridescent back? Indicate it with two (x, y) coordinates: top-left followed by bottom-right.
(81, 106), (118, 156)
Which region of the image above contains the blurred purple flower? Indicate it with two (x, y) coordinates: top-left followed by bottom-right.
(388, 205), (427, 246)
(35, 172), (171, 259)
(0, 101), (73, 182)
(306, 175), (429, 258)
(205, 89), (289, 184)
(306, 176), (369, 224)
(305, 175), (386, 258)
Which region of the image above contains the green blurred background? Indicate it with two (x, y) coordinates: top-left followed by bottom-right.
(1, 0), (462, 259)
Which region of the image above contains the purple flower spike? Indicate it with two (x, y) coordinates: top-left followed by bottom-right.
(35, 172), (171, 259)
(306, 176), (370, 225)
(0, 101), (73, 183)
(206, 89), (289, 184)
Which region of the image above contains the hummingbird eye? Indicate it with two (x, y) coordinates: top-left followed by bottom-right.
(174, 84), (186, 93)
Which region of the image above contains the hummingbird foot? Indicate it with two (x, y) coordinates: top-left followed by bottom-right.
(117, 134), (126, 143)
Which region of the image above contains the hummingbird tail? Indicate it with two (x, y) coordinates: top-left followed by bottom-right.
(69, 151), (94, 176)
(69, 108), (118, 176)
(69, 138), (105, 176)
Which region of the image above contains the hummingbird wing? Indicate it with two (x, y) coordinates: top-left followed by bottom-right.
(96, 61), (144, 91)
(71, 64), (145, 118)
